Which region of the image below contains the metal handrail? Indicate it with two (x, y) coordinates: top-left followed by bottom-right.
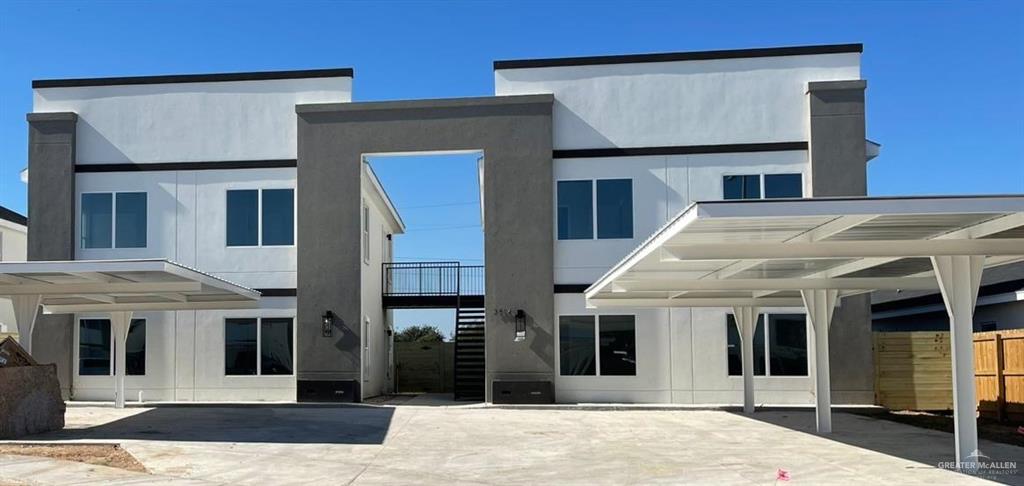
(382, 262), (484, 297)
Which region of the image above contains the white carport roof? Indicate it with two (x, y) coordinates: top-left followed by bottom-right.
(0, 259), (261, 409)
(584, 194), (1024, 468)
(586, 195), (1024, 307)
(0, 258), (261, 314)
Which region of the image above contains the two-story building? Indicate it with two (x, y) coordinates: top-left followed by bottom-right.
(22, 43), (877, 405)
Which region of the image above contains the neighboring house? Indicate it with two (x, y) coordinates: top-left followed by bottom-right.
(873, 261), (1024, 332)
(24, 43), (880, 404)
(0, 205), (28, 339)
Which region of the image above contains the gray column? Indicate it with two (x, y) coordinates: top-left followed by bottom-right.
(26, 112), (78, 399)
(806, 81), (874, 405)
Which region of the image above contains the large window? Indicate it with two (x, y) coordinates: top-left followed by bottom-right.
(559, 315), (636, 376)
(726, 313), (807, 377)
(557, 179), (633, 240)
(78, 318), (146, 376)
(225, 317), (294, 376)
(226, 189), (294, 247)
(723, 174), (802, 200)
(81, 192), (147, 249)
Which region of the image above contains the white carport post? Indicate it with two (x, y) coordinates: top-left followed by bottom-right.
(732, 306), (759, 414)
(110, 310), (134, 409)
(801, 289), (838, 434)
(931, 255), (984, 469)
(10, 294), (42, 354)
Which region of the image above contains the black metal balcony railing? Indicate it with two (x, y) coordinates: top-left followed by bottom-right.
(383, 262), (484, 297)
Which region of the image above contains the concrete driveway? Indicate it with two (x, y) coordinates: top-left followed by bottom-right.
(6, 397), (1023, 485)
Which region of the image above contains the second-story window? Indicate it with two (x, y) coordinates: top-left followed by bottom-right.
(226, 189), (294, 247)
(81, 192), (147, 249)
(723, 173), (803, 200)
(557, 179), (633, 240)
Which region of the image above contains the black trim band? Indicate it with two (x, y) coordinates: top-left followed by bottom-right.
(75, 159), (297, 173)
(0, 205), (27, 226)
(554, 284), (591, 294)
(255, 288), (297, 297)
(34, 68), (354, 89)
(554, 142), (806, 159)
(495, 43), (862, 70)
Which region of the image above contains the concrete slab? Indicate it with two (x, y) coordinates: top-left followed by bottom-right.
(5, 405), (1022, 485)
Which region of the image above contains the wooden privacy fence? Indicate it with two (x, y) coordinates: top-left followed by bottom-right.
(874, 330), (1024, 420)
(394, 342), (454, 394)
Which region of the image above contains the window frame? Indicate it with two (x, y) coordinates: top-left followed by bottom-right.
(76, 317), (147, 377)
(225, 188), (296, 248)
(80, 191), (149, 249)
(223, 316), (295, 376)
(557, 313), (637, 377)
(556, 178), (634, 241)
(721, 173), (804, 201)
(362, 200), (371, 264)
(726, 312), (809, 378)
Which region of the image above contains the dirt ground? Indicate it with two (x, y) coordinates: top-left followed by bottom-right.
(853, 409), (1024, 447)
(0, 443), (147, 473)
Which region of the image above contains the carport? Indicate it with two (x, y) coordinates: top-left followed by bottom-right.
(585, 195), (1024, 467)
(0, 258), (261, 408)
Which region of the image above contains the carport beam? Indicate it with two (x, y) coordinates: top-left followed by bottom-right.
(732, 306), (759, 414)
(931, 255), (984, 469)
(9, 294), (42, 354)
(110, 310), (134, 409)
(801, 289), (838, 434)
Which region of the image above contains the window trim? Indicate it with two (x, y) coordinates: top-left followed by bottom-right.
(223, 316), (295, 377)
(726, 311), (809, 378)
(721, 172), (804, 200)
(80, 191), (149, 249)
(557, 313), (637, 377)
(556, 178), (635, 241)
(225, 187), (296, 248)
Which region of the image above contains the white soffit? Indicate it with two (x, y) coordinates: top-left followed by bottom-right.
(0, 259), (261, 313)
(585, 195), (1024, 308)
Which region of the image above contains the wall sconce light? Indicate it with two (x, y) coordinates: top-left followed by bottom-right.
(514, 309), (526, 342)
(322, 310), (335, 337)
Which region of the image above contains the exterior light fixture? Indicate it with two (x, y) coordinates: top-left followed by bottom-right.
(514, 309), (526, 342)
(322, 310), (335, 337)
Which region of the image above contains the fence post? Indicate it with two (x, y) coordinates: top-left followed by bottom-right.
(995, 332), (1006, 421)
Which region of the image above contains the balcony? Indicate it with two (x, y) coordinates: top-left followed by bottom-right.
(382, 262), (484, 308)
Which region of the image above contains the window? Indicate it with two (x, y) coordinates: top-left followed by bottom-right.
(559, 315), (636, 376)
(764, 174), (803, 199)
(723, 174), (802, 200)
(81, 192), (147, 249)
(225, 317), (293, 376)
(79, 319), (111, 375)
(596, 179), (633, 239)
(557, 181), (592, 240)
(363, 317), (371, 379)
(557, 179), (633, 240)
(226, 189), (294, 247)
(559, 316), (595, 375)
(78, 318), (146, 376)
(125, 320), (146, 376)
(260, 318), (294, 375)
(363, 202), (371, 264)
(598, 315), (636, 375)
(726, 313), (807, 376)
(723, 175), (760, 200)
(261, 189), (295, 246)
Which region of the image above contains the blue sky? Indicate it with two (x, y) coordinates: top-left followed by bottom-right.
(1, 1), (1021, 334)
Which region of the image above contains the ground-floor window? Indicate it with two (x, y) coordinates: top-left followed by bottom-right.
(726, 313), (807, 377)
(559, 315), (636, 376)
(225, 317), (294, 376)
(78, 318), (146, 376)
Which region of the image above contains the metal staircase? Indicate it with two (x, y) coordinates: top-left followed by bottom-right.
(453, 306), (486, 401)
